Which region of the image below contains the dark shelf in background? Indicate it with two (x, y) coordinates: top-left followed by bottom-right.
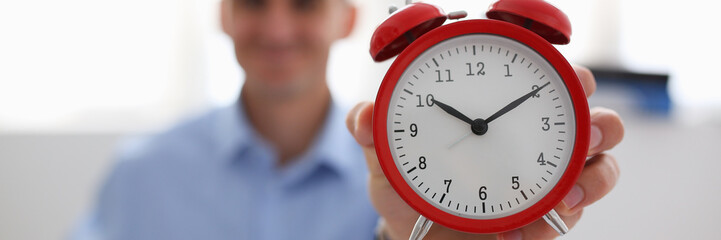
(589, 68), (670, 115)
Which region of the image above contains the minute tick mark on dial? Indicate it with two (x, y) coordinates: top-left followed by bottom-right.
(547, 170), (553, 175)
(400, 97), (406, 101)
(482, 202), (487, 213)
(542, 177), (548, 182)
(521, 190), (528, 200)
(425, 63), (431, 69)
(516, 198), (520, 204)
(540, 75), (545, 80)
(418, 68), (424, 74)
(557, 139), (565, 143)
(557, 113), (564, 117)
(554, 155), (561, 160)
(418, 181), (424, 187)
(394, 129), (405, 133)
(536, 183), (542, 189)
(403, 89), (413, 95)
(556, 147), (563, 151)
(547, 161), (557, 167)
(399, 154), (406, 158)
(432, 193), (436, 199)
(447, 200), (452, 207)
(505, 50), (510, 56)
(456, 48), (460, 54)
(548, 89), (556, 94)
(555, 105), (562, 109)
(552, 97), (559, 101)
(520, 57), (525, 63)
(534, 68), (539, 74)
(394, 138), (401, 141)
(396, 146), (403, 150)
(425, 188), (429, 193)
(406, 166), (417, 174)
(529, 189), (536, 195)
(440, 53), (444, 60)
(527, 62), (533, 68)
(511, 53), (518, 63)
(402, 161), (409, 166)
(412, 176), (418, 181)
(472, 45), (476, 55)
(554, 122), (565, 126)
(432, 58), (439, 67)
(396, 104), (404, 108)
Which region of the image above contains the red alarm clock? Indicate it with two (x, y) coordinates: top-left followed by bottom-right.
(369, 0), (589, 238)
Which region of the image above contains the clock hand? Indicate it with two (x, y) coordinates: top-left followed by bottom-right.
(447, 132), (472, 149)
(432, 98), (489, 135)
(485, 82), (550, 124)
(431, 98), (474, 125)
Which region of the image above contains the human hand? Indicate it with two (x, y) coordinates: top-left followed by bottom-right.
(346, 65), (624, 240)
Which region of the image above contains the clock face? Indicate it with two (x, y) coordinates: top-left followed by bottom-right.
(385, 33), (577, 220)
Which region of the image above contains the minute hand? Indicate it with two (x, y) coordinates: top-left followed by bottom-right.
(485, 82), (550, 124)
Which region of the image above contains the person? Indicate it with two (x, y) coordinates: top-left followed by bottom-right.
(72, 0), (624, 239)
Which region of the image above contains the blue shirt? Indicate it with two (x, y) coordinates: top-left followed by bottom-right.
(71, 102), (379, 240)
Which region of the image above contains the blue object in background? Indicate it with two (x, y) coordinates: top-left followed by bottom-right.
(590, 69), (670, 115)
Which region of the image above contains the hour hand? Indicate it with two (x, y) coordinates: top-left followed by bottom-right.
(431, 98), (474, 125)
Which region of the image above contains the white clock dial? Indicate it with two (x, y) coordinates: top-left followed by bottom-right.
(387, 34), (577, 219)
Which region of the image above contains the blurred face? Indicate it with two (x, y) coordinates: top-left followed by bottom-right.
(222, 0), (355, 98)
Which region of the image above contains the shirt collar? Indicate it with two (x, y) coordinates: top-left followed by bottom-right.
(214, 102), (248, 160)
(213, 99), (358, 181)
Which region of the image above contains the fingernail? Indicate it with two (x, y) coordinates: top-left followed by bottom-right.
(588, 125), (602, 154)
(500, 229), (522, 240)
(562, 184), (584, 209)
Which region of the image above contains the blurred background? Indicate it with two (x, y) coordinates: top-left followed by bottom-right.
(1, 0), (720, 239)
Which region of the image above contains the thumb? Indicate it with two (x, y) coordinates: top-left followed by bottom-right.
(346, 101), (374, 147)
(346, 101), (384, 177)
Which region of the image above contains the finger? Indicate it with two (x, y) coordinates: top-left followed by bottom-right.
(505, 209), (584, 240)
(572, 64), (596, 98)
(346, 101), (374, 147)
(557, 154), (620, 216)
(588, 107), (625, 156)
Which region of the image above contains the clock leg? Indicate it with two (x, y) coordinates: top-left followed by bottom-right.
(409, 215), (433, 240)
(542, 209), (569, 235)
